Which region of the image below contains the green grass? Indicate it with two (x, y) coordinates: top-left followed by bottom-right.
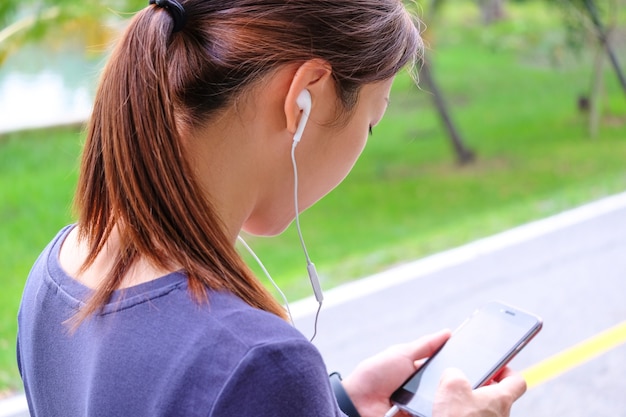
(1, 1), (626, 392)
(0, 127), (82, 391)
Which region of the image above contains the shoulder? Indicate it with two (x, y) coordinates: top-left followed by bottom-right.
(182, 293), (342, 416)
(210, 336), (343, 416)
(167, 290), (314, 374)
(204, 290), (303, 344)
(152, 292), (343, 416)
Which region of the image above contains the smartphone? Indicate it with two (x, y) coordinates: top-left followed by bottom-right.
(390, 301), (542, 417)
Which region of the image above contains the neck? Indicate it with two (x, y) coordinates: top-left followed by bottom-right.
(183, 76), (296, 240)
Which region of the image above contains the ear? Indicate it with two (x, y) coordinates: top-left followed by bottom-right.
(284, 59), (333, 135)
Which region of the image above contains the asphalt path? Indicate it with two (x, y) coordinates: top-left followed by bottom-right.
(2, 192), (626, 416)
(292, 191), (626, 417)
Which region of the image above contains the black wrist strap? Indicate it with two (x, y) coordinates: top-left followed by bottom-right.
(329, 372), (362, 417)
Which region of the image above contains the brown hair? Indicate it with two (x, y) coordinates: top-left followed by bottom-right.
(74, 0), (422, 322)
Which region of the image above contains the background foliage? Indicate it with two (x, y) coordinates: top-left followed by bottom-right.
(0, 0), (625, 395)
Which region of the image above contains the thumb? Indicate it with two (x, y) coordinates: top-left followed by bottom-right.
(434, 368), (473, 409)
(437, 367), (474, 399)
(439, 367), (470, 387)
(481, 370), (528, 402)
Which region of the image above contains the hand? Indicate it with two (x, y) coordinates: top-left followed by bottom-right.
(342, 329), (451, 417)
(432, 367), (527, 417)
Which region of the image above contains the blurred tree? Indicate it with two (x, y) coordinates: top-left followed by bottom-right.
(579, 0), (626, 95)
(0, 0), (145, 65)
(415, 0), (477, 165)
(418, 61), (476, 164)
(554, 0), (626, 137)
(559, 0), (625, 93)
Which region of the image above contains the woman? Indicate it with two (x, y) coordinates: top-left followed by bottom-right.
(17, 0), (527, 416)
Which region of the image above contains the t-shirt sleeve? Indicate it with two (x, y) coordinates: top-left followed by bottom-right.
(210, 338), (346, 417)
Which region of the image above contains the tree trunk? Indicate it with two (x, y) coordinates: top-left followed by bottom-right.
(589, 45), (605, 139)
(418, 61), (476, 165)
(420, 0), (475, 165)
(582, 0), (626, 97)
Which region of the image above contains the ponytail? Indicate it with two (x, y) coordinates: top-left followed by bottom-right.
(74, 7), (287, 324)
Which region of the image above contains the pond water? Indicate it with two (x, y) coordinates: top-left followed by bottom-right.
(0, 45), (103, 134)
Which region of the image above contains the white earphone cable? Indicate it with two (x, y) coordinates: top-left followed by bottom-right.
(291, 139), (323, 342)
(237, 235), (295, 326)
(384, 405), (400, 417)
(291, 141), (313, 265)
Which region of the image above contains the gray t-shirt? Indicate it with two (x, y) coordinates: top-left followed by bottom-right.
(17, 225), (345, 417)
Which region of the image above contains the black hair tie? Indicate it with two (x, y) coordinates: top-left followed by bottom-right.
(149, 0), (187, 33)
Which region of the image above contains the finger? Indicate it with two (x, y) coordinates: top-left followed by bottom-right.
(397, 329), (451, 361)
(413, 358), (427, 369)
(494, 370), (527, 401)
(477, 369), (527, 404)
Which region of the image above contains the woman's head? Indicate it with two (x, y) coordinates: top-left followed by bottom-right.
(75, 0), (422, 322)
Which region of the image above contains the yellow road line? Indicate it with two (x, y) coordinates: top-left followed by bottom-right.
(523, 321), (626, 389)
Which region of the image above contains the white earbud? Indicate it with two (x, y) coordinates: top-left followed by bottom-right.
(293, 89), (311, 143)
(289, 88), (324, 309)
